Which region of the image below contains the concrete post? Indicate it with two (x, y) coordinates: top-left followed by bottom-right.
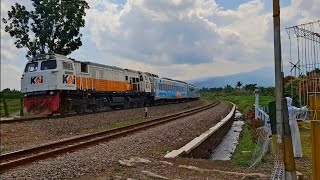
(254, 89), (259, 119)
(273, 0), (297, 179)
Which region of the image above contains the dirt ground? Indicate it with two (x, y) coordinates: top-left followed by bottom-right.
(75, 156), (274, 180)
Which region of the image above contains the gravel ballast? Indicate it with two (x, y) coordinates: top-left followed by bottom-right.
(1, 101), (272, 179)
(0, 100), (204, 153)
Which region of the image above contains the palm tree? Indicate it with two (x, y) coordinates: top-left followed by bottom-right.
(236, 81), (243, 89)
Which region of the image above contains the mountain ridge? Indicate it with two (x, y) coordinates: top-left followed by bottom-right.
(188, 66), (276, 88)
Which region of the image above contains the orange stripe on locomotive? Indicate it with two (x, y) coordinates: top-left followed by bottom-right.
(76, 76), (131, 91)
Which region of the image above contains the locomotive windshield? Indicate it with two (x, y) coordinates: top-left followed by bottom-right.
(41, 60), (57, 70)
(24, 62), (38, 72)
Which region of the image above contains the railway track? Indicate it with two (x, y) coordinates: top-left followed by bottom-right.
(0, 100), (199, 124)
(0, 100), (221, 173)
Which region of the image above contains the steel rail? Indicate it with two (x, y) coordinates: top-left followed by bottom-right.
(0, 100), (200, 124)
(0, 100), (221, 173)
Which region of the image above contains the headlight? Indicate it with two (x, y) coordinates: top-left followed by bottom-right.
(49, 91), (55, 95)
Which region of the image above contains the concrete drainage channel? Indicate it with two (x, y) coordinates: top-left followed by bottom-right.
(165, 104), (240, 160)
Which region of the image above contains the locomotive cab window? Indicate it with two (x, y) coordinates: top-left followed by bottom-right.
(81, 63), (88, 73)
(24, 62), (38, 72)
(41, 60), (57, 70)
(63, 62), (74, 70)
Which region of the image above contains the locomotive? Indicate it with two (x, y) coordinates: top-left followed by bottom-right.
(21, 53), (200, 115)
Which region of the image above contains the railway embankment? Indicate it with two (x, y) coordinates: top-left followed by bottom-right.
(165, 103), (236, 159)
(0, 100), (204, 153)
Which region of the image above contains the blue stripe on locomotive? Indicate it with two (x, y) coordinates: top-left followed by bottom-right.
(154, 79), (188, 100)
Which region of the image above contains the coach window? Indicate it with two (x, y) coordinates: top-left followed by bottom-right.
(81, 63), (88, 73)
(41, 60), (57, 70)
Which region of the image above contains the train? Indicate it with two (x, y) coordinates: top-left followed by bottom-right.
(21, 53), (200, 115)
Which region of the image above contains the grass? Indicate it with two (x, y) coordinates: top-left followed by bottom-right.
(201, 92), (274, 113)
(151, 145), (173, 155)
(296, 122), (312, 179)
(0, 92), (22, 99)
(0, 99), (22, 117)
(231, 124), (259, 166)
(299, 122), (312, 160)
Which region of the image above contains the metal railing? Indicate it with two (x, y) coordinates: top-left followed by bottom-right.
(254, 104), (271, 126)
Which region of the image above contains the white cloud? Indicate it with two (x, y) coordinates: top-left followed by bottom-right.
(83, 0), (278, 79)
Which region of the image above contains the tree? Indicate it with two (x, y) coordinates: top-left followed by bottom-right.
(2, 0), (89, 57)
(236, 81), (242, 89)
(1, 88), (11, 93)
(283, 75), (295, 84)
(307, 68), (320, 75)
(224, 84), (233, 93)
(244, 83), (257, 92)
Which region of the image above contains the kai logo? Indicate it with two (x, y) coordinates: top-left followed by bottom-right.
(31, 76), (43, 84)
(63, 74), (75, 84)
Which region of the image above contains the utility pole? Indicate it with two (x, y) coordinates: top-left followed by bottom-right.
(273, 0), (296, 179)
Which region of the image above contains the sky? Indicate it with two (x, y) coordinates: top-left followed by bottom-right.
(1, 0), (319, 90)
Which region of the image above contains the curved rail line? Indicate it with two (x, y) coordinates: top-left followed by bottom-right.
(0, 100), (200, 124)
(0, 100), (221, 173)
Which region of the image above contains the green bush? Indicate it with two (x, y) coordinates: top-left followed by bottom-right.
(0, 92), (22, 99)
